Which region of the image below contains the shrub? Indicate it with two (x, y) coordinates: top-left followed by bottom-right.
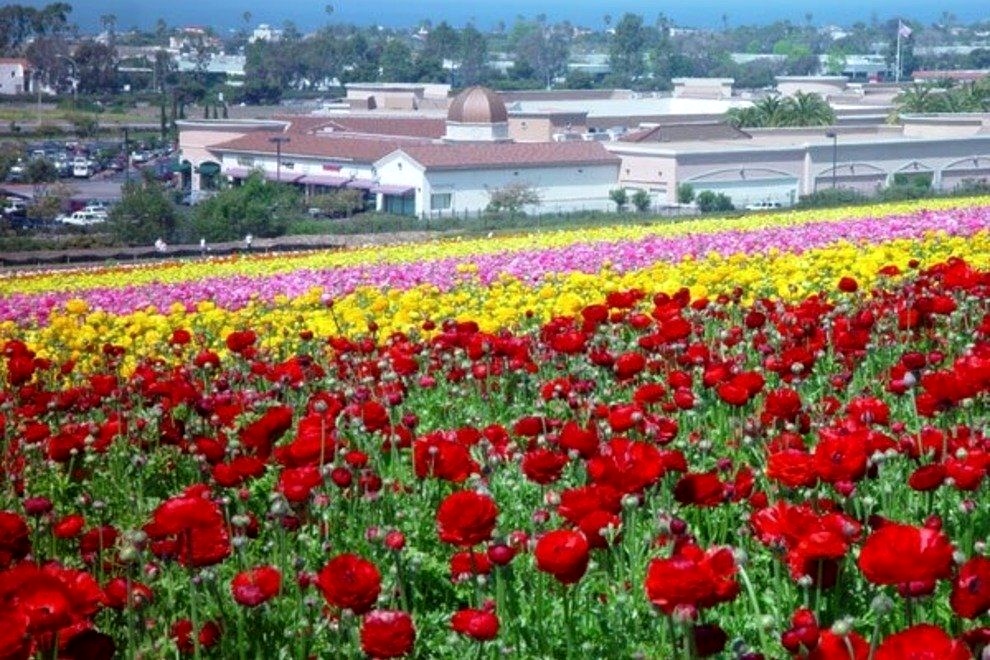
(695, 190), (734, 213)
(108, 178), (180, 245)
(309, 189), (366, 218)
(796, 188), (869, 209)
(609, 188), (629, 212)
(631, 189), (651, 213)
(185, 173), (299, 242)
(486, 183), (541, 218)
(677, 183), (695, 204)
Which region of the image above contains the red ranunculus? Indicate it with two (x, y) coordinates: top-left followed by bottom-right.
(951, 556), (990, 619)
(808, 630), (870, 659)
(534, 529), (590, 585)
(0, 511), (31, 568)
(360, 610), (415, 658)
(435, 491), (498, 547)
(644, 543), (739, 615)
(316, 554), (381, 614)
(857, 522), (954, 591)
(451, 608), (500, 641)
(874, 624), (970, 660)
(231, 565), (282, 608)
(521, 448), (569, 485)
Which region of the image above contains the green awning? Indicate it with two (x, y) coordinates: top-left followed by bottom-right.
(170, 161), (191, 173)
(197, 162), (220, 175)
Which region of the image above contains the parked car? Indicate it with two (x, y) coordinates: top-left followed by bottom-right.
(2, 198), (27, 217)
(744, 201), (783, 211)
(7, 160), (26, 182)
(72, 158), (94, 178)
(56, 210), (106, 226)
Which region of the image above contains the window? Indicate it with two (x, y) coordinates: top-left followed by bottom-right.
(431, 192), (452, 211)
(236, 156), (254, 167)
(281, 161), (295, 170)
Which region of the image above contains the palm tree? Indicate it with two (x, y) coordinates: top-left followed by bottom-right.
(780, 92), (836, 126)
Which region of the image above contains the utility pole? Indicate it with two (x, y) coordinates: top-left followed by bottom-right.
(269, 135), (290, 182)
(124, 127), (130, 184)
(825, 131), (838, 189)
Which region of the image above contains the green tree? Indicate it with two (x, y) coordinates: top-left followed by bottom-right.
(380, 39), (417, 82)
(677, 183), (695, 205)
(695, 190), (734, 212)
(609, 188), (628, 211)
(631, 189), (651, 212)
(188, 173), (299, 241)
(609, 13), (648, 84)
(73, 40), (119, 94)
(486, 182), (541, 217)
(108, 178), (179, 245)
(780, 91), (835, 126)
(26, 158), (57, 183)
(457, 25), (489, 86)
(515, 28), (569, 89)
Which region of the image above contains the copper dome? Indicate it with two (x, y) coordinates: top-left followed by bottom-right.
(447, 86), (508, 124)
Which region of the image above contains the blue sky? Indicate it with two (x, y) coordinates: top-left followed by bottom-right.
(27, 0), (990, 32)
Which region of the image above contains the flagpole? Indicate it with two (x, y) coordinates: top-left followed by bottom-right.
(895, 22), (902, 83)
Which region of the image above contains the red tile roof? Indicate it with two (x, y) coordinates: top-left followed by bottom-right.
(320, 116), (447, 139)
(209, 131), (432, 163)
(395, 141), (621, 171)
(273, 114), (446, 139)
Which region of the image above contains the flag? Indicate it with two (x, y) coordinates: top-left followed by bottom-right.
(898, 21), (913, 39)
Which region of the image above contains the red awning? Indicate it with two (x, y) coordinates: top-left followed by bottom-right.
(345, 179), (376, 190)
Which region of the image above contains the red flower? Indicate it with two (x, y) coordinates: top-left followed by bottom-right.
(224, 329), (256, 354)
(316, 554), (381, 614)
(144, 487), (230, 568)
(451, 608), (500, 641)
(360, 610), (416, 658)
(951, 556), (990, 619)
(436, 491), (498, 547)
(413, 434), (479, 483)
(838, 276), (859, 293)
(0, 511), (31, 568)
(857, 523), (954, 591)
(521, 449), (569, 485)
(103, 577), (153, 610)
(614, 352), (646, 380)
(231, 565), (282, 608)
(171, 619), (221, 655)
(807, 630), (869, 659)
(674, 472), (727, 507)
(644, 543), (739, 615)
(535, 529), (590, 585)
(874, 624), (970, 660)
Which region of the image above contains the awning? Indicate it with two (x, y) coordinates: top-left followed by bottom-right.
(197, 162), (221, 175)
(298, 174), (349, 187)
(372, 183), (415, 195)
(224, 167), (254, 180)
(345, 179), (376, 190)
(169, 161), (191, 173)
(263, 171), (304, 184)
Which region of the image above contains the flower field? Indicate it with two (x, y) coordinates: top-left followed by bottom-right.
(0, 197), (988, 658)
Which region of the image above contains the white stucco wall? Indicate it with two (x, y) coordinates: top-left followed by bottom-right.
(217, 152), (375, 182)
(375, 153), (619, 218)
(0, 64), (28, 95)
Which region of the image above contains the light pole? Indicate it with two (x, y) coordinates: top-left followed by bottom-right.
(825, 130), (838, 190)
(269, 135), (290, 182)
(123, 126), (130, 185)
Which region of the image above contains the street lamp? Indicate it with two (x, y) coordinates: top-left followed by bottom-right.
(269, 135), (290, 182)
(123, 126), (130, 185)
(825, 130), (838, 190)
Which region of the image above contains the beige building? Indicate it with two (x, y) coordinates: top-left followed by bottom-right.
(607, 115), (990, 207)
